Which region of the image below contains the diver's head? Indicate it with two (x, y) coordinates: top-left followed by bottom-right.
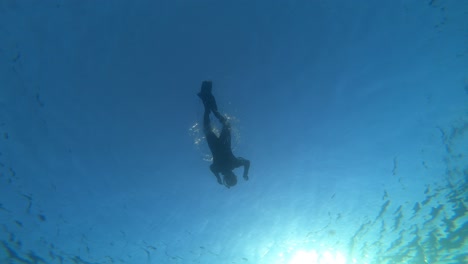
(222, 171), (237, 188)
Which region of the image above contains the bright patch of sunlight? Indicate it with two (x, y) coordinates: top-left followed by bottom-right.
(288, 249), (347, 264)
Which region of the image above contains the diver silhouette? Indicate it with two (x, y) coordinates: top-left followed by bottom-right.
(197, 81), (250, 188)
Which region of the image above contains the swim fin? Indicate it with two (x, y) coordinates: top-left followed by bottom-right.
(197, 81), (218, 112)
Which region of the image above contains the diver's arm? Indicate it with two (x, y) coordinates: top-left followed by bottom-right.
(210, 164), (222, 185)
(239, 158), (250, 180)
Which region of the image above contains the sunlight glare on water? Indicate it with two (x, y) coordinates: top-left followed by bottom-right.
(288, 249), (348, 264)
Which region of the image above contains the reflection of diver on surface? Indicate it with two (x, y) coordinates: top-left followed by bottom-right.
(198, 81), (250, 188)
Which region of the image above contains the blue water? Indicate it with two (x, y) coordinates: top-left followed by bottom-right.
(1, 1), (467, 263)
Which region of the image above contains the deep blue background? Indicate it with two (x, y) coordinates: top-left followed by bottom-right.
(1, 0), (467, 263)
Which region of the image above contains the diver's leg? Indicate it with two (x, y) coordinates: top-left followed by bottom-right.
(203, 108), (211, 132)
(212, 109), (227, 124)
(203, 108), (218, 151)
(219, 120), (232, 149)
(198, 81), (228, 125)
